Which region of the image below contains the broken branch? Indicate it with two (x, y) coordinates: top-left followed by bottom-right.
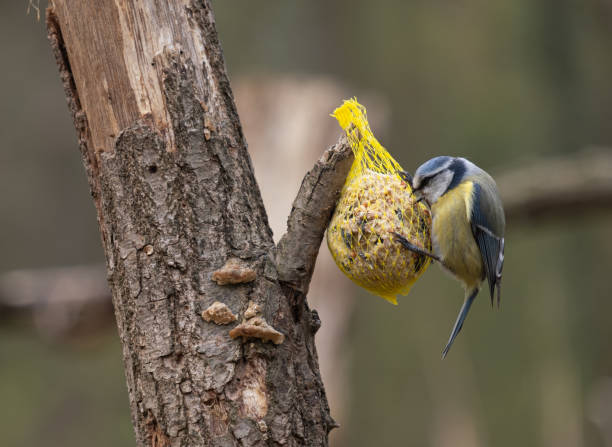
(275, 135), (353, 294)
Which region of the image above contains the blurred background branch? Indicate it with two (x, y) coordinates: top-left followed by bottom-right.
(0, 264), (111, 338)
(499, 147), (612, 222)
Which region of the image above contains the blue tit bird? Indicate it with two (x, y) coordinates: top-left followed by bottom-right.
(394, 156), (505, 358)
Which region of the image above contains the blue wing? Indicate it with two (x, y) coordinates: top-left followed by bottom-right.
(470, 182), (505, 306)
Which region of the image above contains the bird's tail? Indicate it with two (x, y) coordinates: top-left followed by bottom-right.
(442, 288), (478, 359)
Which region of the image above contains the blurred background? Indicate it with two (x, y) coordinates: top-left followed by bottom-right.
(2, 0), (612, 446)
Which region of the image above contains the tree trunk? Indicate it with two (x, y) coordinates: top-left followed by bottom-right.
(45, 1), (352, 445)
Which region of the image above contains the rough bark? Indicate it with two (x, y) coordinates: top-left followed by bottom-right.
(46, 1), (351, 445)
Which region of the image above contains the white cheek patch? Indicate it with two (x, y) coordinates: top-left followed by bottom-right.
(424, 170), (453, 203)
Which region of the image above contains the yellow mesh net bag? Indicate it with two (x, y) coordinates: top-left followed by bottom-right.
(327, 99), (432, 304)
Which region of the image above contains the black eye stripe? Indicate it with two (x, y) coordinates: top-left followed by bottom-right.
(420, 176), (432, 187)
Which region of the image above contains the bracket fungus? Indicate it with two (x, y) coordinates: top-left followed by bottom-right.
(201, 301), (238, 325)
(212, 258), (257, 285)
(229, 301), (284, 345)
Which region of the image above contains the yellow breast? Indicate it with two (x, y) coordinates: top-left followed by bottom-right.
(431, 181), (483, 290)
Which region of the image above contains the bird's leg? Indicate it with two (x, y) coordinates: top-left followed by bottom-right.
(393, 232), (455, 273)
(392, 232), (440, 261)
(441, 288), (478, 359)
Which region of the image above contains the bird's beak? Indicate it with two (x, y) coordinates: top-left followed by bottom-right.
(412, 189), (425, 204)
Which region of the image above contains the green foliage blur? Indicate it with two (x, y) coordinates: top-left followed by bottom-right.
(2, 0), (612, 446)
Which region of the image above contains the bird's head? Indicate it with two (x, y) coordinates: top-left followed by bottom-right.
(412, 156), (470, 206)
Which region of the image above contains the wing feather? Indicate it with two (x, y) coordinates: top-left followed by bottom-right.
(470, 182), (505, 305)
